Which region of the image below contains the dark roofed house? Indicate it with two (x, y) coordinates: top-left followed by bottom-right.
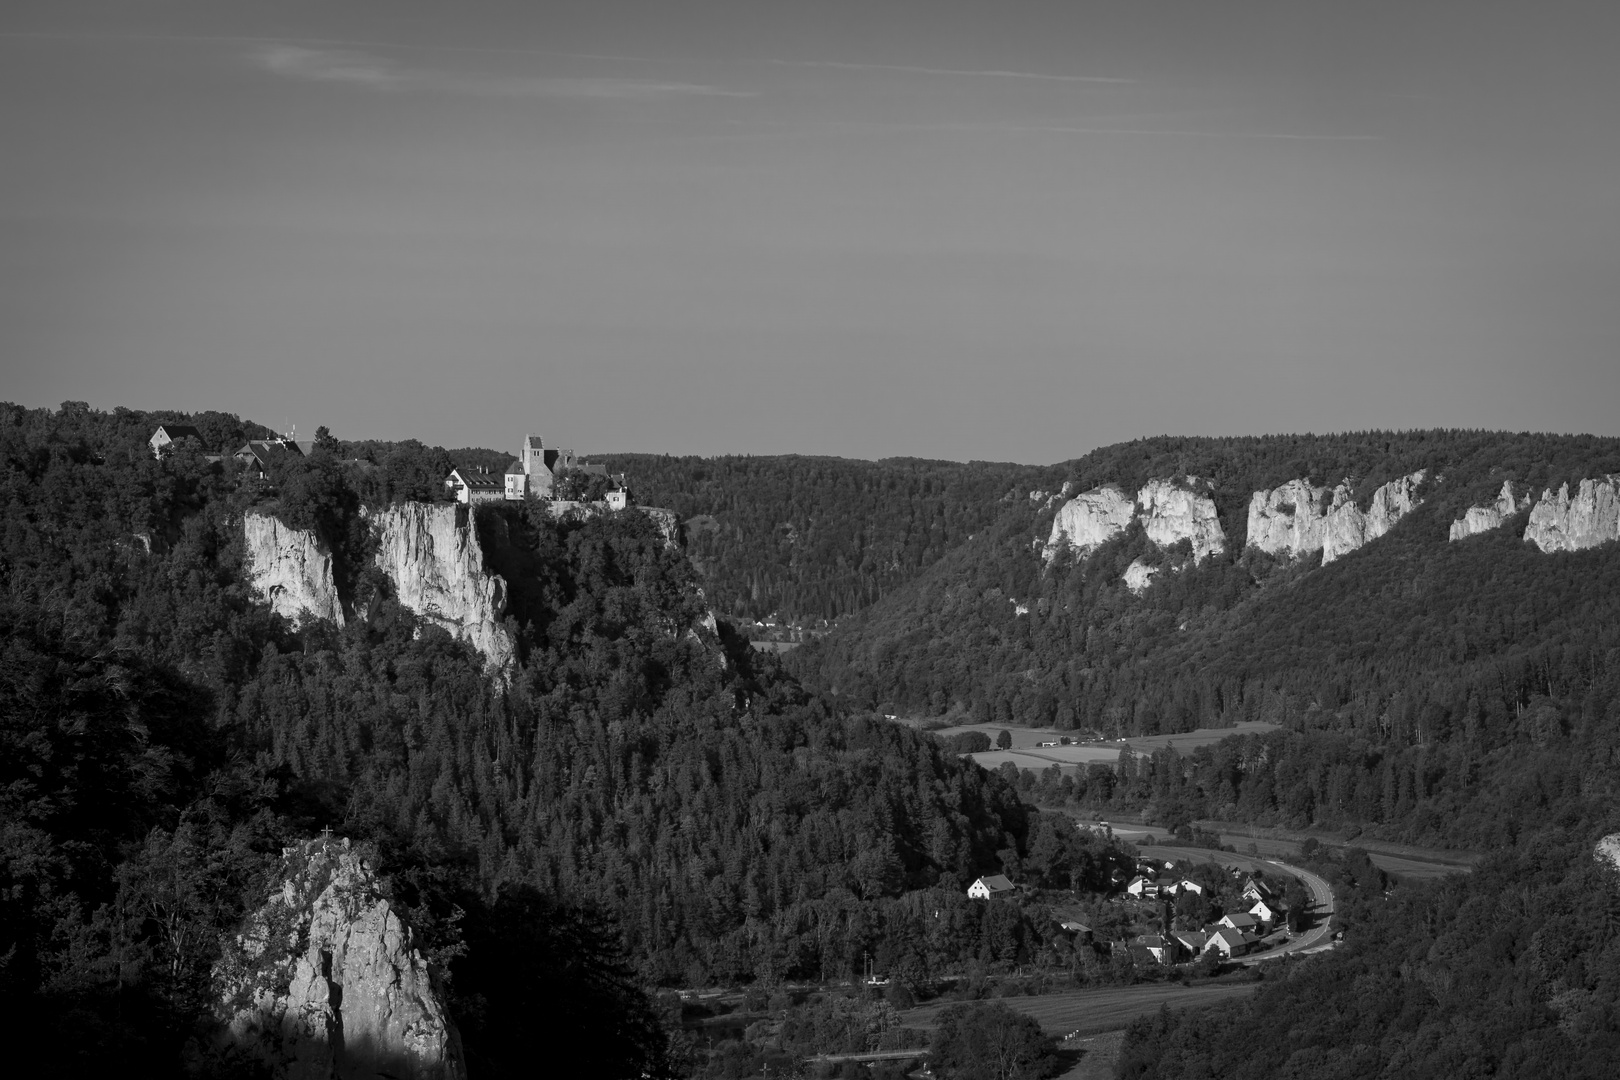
(1202, 927), (1254, 959)
(967, 874), (1016, 900)
(233, 438), (305, 476)
(445, 467), (505, 505)
(150, 424), (204, 458)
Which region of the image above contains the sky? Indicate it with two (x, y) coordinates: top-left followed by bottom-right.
(2, 1), (1617, 463)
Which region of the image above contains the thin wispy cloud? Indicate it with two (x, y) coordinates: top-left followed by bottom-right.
(761, 58), (1132, 83)
(254, 45), (751, 99)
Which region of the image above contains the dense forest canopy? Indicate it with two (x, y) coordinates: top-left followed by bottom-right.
(8, 404), (1620, 1077)
(0, 403), (1056, 1075)
(592, 453), (1062, 625)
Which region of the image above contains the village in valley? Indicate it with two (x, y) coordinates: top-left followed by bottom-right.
(967, 829), (1318, 975)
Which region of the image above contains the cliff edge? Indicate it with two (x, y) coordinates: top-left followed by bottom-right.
(372, 503), (515, 671)
(1523, 477), (1620, 552)
(243, 514), (346, 628)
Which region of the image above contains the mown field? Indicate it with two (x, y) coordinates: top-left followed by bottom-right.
(897, 981), (1261, 1038)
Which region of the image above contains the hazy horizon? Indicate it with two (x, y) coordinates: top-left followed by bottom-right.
(5, 1), (1618, 461)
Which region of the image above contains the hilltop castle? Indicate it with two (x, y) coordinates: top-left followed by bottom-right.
(445, 433), (617, 505)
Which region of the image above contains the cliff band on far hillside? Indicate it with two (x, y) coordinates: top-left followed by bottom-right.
(1244, 471), (1426, 563)
(1042, 478), (1224, 564)
(1522, 476), (1620, 553)
(1136, 477), (1227, 561)
(1449, 480), (1529, 541)
(213, 837), (466, 1080)
(244, 514), (346, 629)
(1043, 484), (1135, 561)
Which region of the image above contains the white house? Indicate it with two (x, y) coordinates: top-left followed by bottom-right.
(606, 488), (629, 511)
(149, 424), (203, 458)
(967, 874), (1016, 900)
(1202, 927), (1256, 959)
(1249, 899), (1280, 928)
(1240, 876), (1277, 905)
(1218, 912), (1260, 933)
(505, 460), (529, 501)
(445, 467), (506, 505)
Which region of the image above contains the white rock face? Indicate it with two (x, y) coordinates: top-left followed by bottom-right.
(1523, 477), (1620, 552)
(1321, 471), (1427, 564)
(1136, 478), (1226, 561)
(1449, 481), (1523, 541)
(1245, 471), (1426, 563)
(244, 514), (345, 628)
(372, 503), (515, 671)
(1043, 485), (1134, 562)
(217, 837), (466, 1080)
(1122, 558), (1159, 595)
(1245, 480), (1336, 558)
(1596, 834), (1620, 878)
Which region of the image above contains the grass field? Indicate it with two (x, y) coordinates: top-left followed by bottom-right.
(956, 720), (1281, 774)
(899, 981), (1259, 1038)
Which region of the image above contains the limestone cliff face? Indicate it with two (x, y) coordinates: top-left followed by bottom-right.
(1136, 478), (1226, 561)
(1122, 558), (1159, 595)
(1043, 485), (1134, 562)
(372, 503), (515, 671)
(1245, 471), (1425, 563)
(1322, 471), (1425, 564)
(1245, 480), (1336, 558)
(215, 837), (465, 1080)
(1596, 834), (1620, 878)
(1043, 478), (1224, 564)
(1523, 477), (1620, 552)
(244, 514), (345, 628)
(1449, 481), (1525, 541)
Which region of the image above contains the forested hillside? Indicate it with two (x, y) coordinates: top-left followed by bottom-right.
(0, 402), (1052, 1076)
(788, 431), (1620, 845)
(1118, 831), (1620, 1078)
(593, 453), (1060, 624)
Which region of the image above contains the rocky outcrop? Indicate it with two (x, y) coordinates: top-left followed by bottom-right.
(1596, 834), (1620, 878)
(1245, 479), (1337, 558)
(1137, 478), (1225, 561)
(1449, 481), (1526, 541)
(1523, 477), (1620, 552)
(1245, 471), (1426, 563)
(372, 503), (514, 671)
(215, 837), (465, 1080)
(244, 514), (346, 628)
(1122, 558), (1159, 595)
(1043, 478), (1224, 564)
(1043, 485), (1134, 562)
(1321, 471), (1425, 564)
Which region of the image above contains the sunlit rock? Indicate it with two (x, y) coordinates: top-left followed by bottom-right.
(243, 513), (345, 628)
(1523, 477), (1620, 552)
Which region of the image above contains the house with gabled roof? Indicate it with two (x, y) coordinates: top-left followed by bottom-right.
(1171, 929), (1209, 954)
(1131, 933), (1182, 966)
(1240, 875), (1277, 905)
(149, 424), (204, 458)
(233, 438), (305, 476)
(1249, 899), (1281, 928)
(967, 874), (1016, 900)
(444, 467), (505, 505)
(1218, 912), (1261, 933)
(1202, 927), (1257, 959)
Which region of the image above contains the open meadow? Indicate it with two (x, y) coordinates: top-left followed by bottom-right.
(898, 981), (1260, 1038)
